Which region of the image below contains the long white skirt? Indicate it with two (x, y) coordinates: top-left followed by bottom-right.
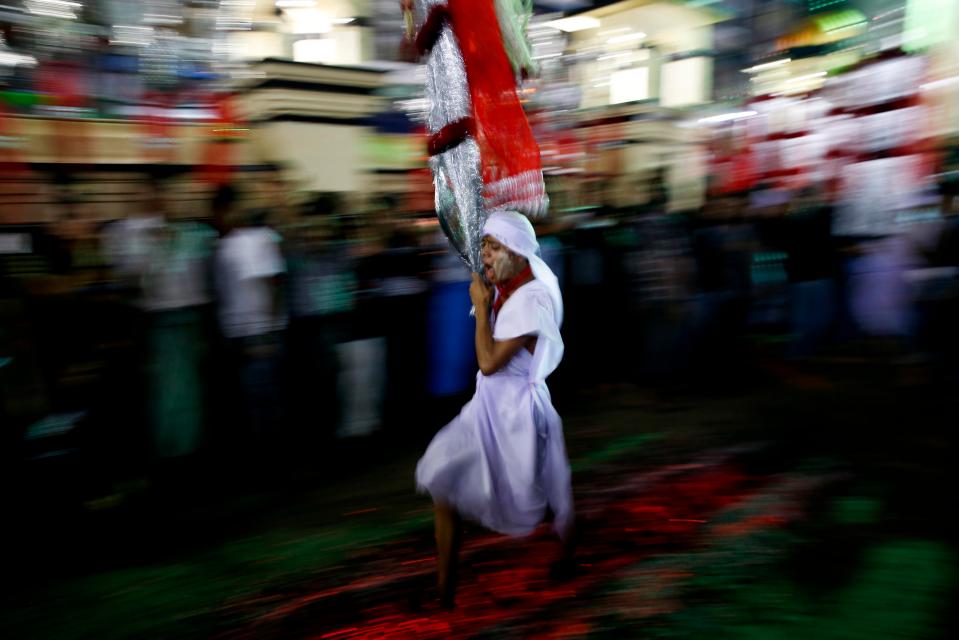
(415, 371), (573, 539)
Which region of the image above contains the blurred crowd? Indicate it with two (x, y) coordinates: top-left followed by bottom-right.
(2, 159), (958, 498)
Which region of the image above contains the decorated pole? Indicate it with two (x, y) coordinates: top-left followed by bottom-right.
(403, 0), (547, 272)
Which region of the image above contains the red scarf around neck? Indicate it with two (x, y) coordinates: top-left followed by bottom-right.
(493, 264), (533, 315)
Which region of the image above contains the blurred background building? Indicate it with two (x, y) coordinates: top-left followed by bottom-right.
(2, 1), (959, 637)
(0, 0), (955, 216)
(1, 0), (957, 429)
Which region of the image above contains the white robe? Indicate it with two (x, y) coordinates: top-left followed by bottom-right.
(415, 279), (573, 538)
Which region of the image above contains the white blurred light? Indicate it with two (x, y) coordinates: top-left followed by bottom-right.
(293, 38), (334, 63)
(742, 58), (790, 73)
(25, 0), (81, 19)
(0, 51), (38, 67)
(598, 48), (649, 63)
(143, 14), (184, 26)
(662, 57), (710, 107)
(788, 71), (827, 83)
(111, 25), (155, 46)
(276, 0), (315, 6)
(827, 20), (867, 34)
(546, 16), (600, 32)
(597, 51), (628, 61)
(610, 67), (649, 104)
(607, 31), (646, 44)
(216, 0), (256, 31)
(698, 110), (757, 124)
(115, 105), (218, 120)
(920, 76), (959, 91)
(286, 8), (332, 34)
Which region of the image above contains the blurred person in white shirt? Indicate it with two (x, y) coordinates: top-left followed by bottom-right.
(213, 191), (287, 451)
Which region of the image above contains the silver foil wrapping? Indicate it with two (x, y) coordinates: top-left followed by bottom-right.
(430, 137), (486, 271)
(416, 0), (488, 272)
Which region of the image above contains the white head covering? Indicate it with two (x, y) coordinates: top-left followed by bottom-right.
(483, 210), (564, 381)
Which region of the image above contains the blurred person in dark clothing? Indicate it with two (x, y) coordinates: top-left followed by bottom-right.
(378, 204), (430, 435)
(644, 166), (669, 215)
(749, 185), (795, 332)
(285, 194), (356, 448)
(626, 198), (694, 399)
(32, 193), (79, 276)
(914, 174), (959, 385)
(97, 177), (166, 468)
(938, 136), (959, 218)
(335, 208), (387, 438)
(689, 194), (754, 381)
(781, 186), (838, 359)
(424, 226), (476, 423)
(565, 179), (619, 390)
(210, 182), (236, 238)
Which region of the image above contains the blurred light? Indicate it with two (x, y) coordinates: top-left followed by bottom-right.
(599, 26), (630, 36)
(286, 8), (332, 34)
(873, 6), (905, 21)
(607, 31), (646, 44)
(743, 58), (790, 74)
(827, 21), (867, 34)
(114, 105), (218, 120)
(698, 110), (756, 124)
(276, 0), (315, 6)
(293, 38), (334, 63)
(228, 67), (267, 80)
(333, 17), (355, 24)
(216, 0), (256, 31)
(110, 25), (155, 47)
(814, 8), (867, 34)
(546, 16), (600, 32)
(143, 14), (184, 27)
(920, 76), (959, 91)
(24, 0), (81, 19)
(0, 234), (31, 255)
(535, 52), (563, 59)
(905, 0), (959, 51)
(598, 48), (650, 63)
(0, 51), (38, 67)
(610, 67), (649, 104)
(397, 97), (429, 112)
(789, 71), (827, 82)
(662, 57), (711, 107)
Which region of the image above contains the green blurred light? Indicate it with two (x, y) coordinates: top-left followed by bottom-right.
(904, 0), (959, 51)
(814, 9), (868, 33)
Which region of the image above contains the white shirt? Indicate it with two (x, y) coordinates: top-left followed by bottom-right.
(102, 214), (165, 283)
(142, 222), (216, 312)
(215, 227), (287, 338)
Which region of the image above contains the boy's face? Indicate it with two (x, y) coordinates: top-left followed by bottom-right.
(481, 235), (525, 285)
